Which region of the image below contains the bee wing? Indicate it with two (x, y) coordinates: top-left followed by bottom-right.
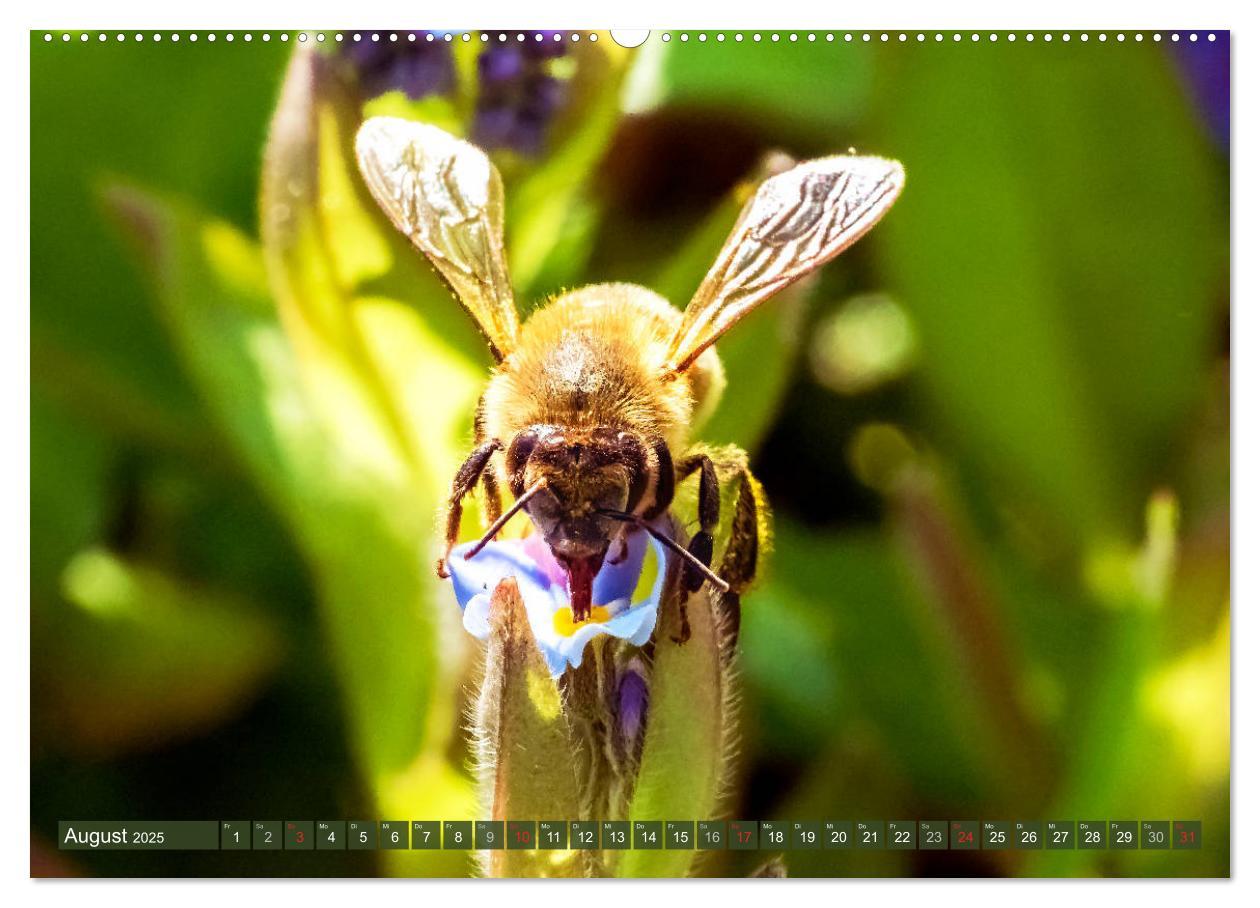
(664, 155), (905, 374)
(355, 117), (519, 360)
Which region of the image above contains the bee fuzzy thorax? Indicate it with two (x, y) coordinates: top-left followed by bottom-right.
(481, 284), (703, 450)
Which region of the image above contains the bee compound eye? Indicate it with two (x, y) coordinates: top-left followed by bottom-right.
(506, 428), (540, 475)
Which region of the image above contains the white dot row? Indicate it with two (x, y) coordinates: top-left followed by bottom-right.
(41, 31), (1221, 45)
(39, 32), (599, 44)
(663, 32), (1218, 43)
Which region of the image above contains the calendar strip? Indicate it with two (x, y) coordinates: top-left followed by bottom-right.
(58, 819), (1203, 851)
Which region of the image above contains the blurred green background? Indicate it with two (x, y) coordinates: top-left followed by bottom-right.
(30, 30), (1229, 878)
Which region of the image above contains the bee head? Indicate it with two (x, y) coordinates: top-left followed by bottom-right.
(506, 425), (650, 619)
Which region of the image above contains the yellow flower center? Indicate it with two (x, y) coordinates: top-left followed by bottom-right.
(552, 605), (612, 637)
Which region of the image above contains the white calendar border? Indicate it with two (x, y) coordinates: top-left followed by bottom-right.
(2, 0), (1247, 904)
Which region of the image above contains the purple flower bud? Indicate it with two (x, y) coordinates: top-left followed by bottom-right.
(478, 46), (526, 84)
(340, 35), (454, 101)
(470, 36), (569, 154)
(617, 659), (650, 751)
(1171, 38), (1229, 149)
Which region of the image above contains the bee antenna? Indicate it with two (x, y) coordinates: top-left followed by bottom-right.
(466, 479), (547, 560)
(597, 509), (730, 594)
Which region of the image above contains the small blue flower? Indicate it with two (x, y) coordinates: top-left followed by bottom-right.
(448, 530), (668, 678)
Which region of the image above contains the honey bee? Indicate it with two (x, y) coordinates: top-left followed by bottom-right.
(355, 117), (903, 630)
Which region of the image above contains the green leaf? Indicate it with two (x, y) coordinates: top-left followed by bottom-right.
(619, 583), (732, 878)
(36, 549), (282, 756)
(624, 37), (873, 144)
(507, 40), (632, 297)
(30, 393), (113, 601)
(104, 185), (445, 795)
(747, 520), (1009, 805)
(870, 41), (1224, 540)
(30, 33), (289, 431)
(472, 580), (585, 878)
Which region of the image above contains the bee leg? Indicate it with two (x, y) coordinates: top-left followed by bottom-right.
(715, 470), (762, 654)
(676, 454), (720, 596)
(473, 397), (502, 528)
(437, 439), (502, 578)
(665, 454), (718, 645)
(480, 462), (503, 527)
